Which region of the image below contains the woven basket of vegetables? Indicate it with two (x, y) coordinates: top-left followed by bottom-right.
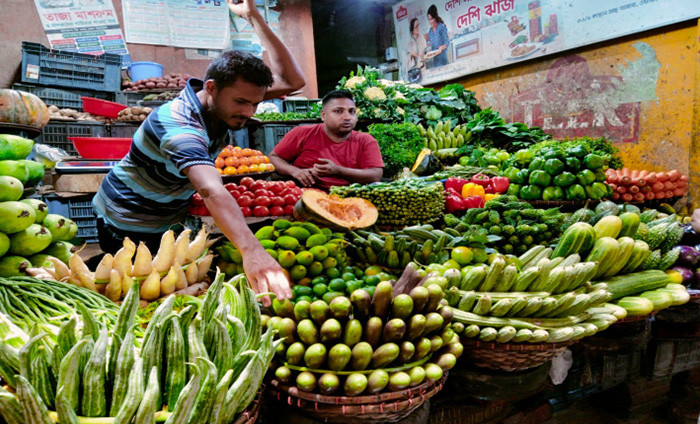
(460, 338), (574, 372)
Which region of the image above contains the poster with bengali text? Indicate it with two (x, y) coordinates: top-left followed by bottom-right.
(33, 0), (128, 59)
(392, 0), (700, 85)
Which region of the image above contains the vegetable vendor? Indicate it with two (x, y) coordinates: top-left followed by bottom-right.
(93, 0), (304, 305)
(268, 90), (384, 190)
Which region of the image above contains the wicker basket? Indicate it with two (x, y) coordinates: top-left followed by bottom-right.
(460, 338), (573, 371)
(231, 385), (263, 424)
(266, 375), (446, 423)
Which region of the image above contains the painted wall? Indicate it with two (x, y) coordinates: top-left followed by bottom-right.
(442, 20), (700, 210)
(0, 0), (318, 98)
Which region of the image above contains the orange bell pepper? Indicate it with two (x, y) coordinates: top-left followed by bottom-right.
(461, 182), (485, 198)
(484, 193), (500, 202)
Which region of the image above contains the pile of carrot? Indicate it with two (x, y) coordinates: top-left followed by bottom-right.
(605, 168), (688, 202)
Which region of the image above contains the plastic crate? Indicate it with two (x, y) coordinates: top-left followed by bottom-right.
(74, 218), (98, 242)
(248, 123), (303, 154)
(21, 41), (122, 92)
(647, 338), (700, 379)
(42, 194), (99, 243)
(114, 91), (150, 107)
(36, 121), (107, 156)
(11, 83), (114, 111)
(282, 98), (319, 114)
(109, 123), (140, 139)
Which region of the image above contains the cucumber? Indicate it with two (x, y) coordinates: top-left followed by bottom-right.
(551, 223), (593, 258)
(593, 215), (623, 239)
(618, 212), (641, 238)
(586, 237), (619, 279)
(604, 270), (671, 300)
(615, 296), (654, 316)
(601, 237), (636, 278)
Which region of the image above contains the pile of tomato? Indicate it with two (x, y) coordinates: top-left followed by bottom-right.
(189, 177), (303, 218)
(215, 145), (276, 175)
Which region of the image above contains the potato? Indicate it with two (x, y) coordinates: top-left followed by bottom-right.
(145, 82), (156, 88)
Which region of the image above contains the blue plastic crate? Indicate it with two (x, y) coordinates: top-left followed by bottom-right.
(36, 120), (107, 156)
(248, 123), (313, 155)
(21, 41), (122, 92)
(12, 83), (113, 111)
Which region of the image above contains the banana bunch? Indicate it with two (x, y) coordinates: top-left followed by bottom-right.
(42, 228), (216, 302)
(417, 120), (470, 151)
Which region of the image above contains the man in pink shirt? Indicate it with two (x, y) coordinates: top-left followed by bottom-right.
(269, 90), (384, 190)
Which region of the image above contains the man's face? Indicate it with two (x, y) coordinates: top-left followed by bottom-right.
(207, 78), (267, 130)
(321, 98), (357, 137)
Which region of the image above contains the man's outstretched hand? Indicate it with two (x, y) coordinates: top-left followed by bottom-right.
(242, 246), (292, 307)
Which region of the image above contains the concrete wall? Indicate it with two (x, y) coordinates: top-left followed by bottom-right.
(439, 20), (700, 210)
(0, 0), (318, 98)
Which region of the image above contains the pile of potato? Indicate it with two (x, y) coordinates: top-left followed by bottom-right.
(122, 72), (191, 92)
(142, 91), (179, 102)
(117, 106), (153, 122)
(47, 105), (113, 123)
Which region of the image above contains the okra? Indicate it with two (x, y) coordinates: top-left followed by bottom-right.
(109, 331), (135, 416)
(164, 317), (187, 412)
(55, 387), (79, 424)
(0, 387), (23, 424)
(15, 375), (53, 424)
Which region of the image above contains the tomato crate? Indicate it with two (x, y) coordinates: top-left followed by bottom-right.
(36, 120), (107, 156)
(11, 83), (114, 111)
(21, 41), (122, 92)
(42, 194), (99, 243)
(248, 123), (297, 154)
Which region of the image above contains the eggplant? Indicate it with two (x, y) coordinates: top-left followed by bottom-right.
(676, 245), (700, 267)
(671, 266), (696, 286)
(694, 268), (700, 290)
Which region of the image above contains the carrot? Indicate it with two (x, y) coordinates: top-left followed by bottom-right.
(633, 178), (646, 187)
(630, 169), (639, 180)
(628, 185), (640, 194)
(620, 175), (632, 186)
(641, 185), (652, 193)
(645, 173), (657, 184)
(680, 175), (689, 183)
(652, 182), (665, 192)
(622, 193), (634, 202)
(612, 192), (621, 200)
(606, 173), (619, 184)
(645, 191), (655, 200)
(672, 187), (686, 197)
(663, 181), (675, 191)
(616, 185), (627, 194)
(633, 193), (645, 202)
(667, 169), (681, 181)
(608, 183), (618, 191)
(656, 172), (668, 182)
(638, 170), (649, 179)
(621, 168), (630, 178)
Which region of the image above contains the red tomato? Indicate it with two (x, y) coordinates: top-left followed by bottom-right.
(254, 188), (271, 198)
(283, 204), (295, 216)
(280, 188), (293, 197)
(240, 206), (252, 217)
(239, 177), (254, 188)
(268, 181), (284, 194)
(292, 188), (303, 196)
(253, 206), (269, 217)
(237, 196), (253, 207)
(230, 191), (241, 201)
(270, 206), (285, 216)
(255, 196), (271, 207)
(224, 182), (238, 191)
(270, 196), (285, 207)
(250, 180), (266, 192)
(283, 194), (297, 205)
(284, 180), (297, 188)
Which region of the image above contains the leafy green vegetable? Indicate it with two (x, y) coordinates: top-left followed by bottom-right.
(254, 111), (316, 121)
(456, 108), (551, 153)
(367, 122), (424, 177)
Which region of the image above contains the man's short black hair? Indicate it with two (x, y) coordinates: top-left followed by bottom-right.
(322, 90), (354, 107)
(205, 50), (274, 89)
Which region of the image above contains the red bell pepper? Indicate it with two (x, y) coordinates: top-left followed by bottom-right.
(471, 173), (491, 187)
(445, 194), (467, 213)
(445, 177), (469, 193)
(490, 176), (510, 193)
(463, 195), (485, 209)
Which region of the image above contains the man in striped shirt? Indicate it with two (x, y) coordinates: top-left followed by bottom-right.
(94, 0), (305, 304)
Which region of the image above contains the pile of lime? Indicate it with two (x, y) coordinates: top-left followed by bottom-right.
(291, 265), (396, 303)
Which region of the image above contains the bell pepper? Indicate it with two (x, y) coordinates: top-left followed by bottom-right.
(464, 195), (485, 209)
(503, 167), (520, 183)
(445, 194), (467, 213)
(577, 169), (596, 186)
(528, 170), (552, 187)
(445, 177), (469, 193)
(483, 155), (501, 166)
(507, 184), (521, 196)
(514, 149), (535, 164)
(528, 157), (545, 171)
(458, 156), (472, 166)
(553, 171), (576, 187)
(544, 158), (565, 176)
(496, 152), (510, 162)
(471, 173), (491, 187)
(584, 182), (608, 200)
(542, 186), (565, 201)
(542, 148), (564, 160)
(462, 182), (485, 198)
(516, 169), (530, 184)
(565, 184), (586, 200)
(489, 176), (510, 193)
(519, 185), (542, 200)
(484, 193), (499, 202)
(566, 145), (588, 159)
(594, 168), (607, 182)
(565, 157), (581, 172)
(583, 153), (604, 169)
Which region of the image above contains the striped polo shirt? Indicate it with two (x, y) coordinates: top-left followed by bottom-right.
(93, 78), (229, 233)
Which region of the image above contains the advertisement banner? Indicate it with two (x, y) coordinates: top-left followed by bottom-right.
(392, 0), (700, 85)
(33, 0), (128, 57)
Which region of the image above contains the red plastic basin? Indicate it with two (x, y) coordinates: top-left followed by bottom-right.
(68, 137), (132, 160)
(81, 97), (128, 118)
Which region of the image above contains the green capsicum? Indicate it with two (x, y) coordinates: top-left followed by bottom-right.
(507, 184), (521, 196)
(528, 157), (545, 171)
(565, 184), (586, 200)
(565, 157), (581, 172)
(515, 169), (530, 184)
(553, 171), (576, 187)
(529, 170), (552, 187)
(583, 153), (604, 169)
(544, 158), (565, 176)
(566, 145), (588, 159)
(594, 168), (607, 182)
(542, 186), (565, 201)
(514, 149), (535, 165)
(577, 169), (596, 186)
(503, 167), (521, 183)
(541, 148), (563, 160)
(519, 185), (542, 200)
(584, 182), (608, 200)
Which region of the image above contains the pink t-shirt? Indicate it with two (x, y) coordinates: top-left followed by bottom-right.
(273, 124), (384, 189)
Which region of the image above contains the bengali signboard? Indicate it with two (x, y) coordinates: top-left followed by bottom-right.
(392, 0), (700, 85)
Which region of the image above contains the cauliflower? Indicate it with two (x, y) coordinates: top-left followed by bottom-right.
(396, 107), (405, 115)
(394, 92), (407, 101)
(364, 87), (387, 101)
(344, 76), (366, 89)
(379, 79), (396, 87)
(408, 83), (423, 89)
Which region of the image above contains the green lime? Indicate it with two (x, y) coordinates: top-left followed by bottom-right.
(309, 245), (329, 261)
(272, 219), (292, 230)
(311, 276), (328, 286)
(363, 275), (380, 286)
(341, 272), (355, 282)
(353, 267), (364, 278)
(328, 278), (347, 292)
(472, 248), (488, 263)
(295, 251), (314, 266)
(322, 291), (344, 304)
(292, 285), (313, 298)
(306, 233), (328, 248)
(321, 228), (333, 236)
(442, 259), (461, 270)
(265, 249), (278, 261)
(364, 265), (383, 276)
(364, 286), (376, 298)
(342, 266), (355, 275)
(376, 272), (393, 282)
(325, 267), (341, 279)
(312, 283), (329, 297)
(308, 261), (324, 277)
(297, 295), (313, 303)
(450, 246), (474, 266)
(278, 250), (296, 268)
(345, 280), (363, 294)
(322, 257), (338, 269)
(290, 264), (307, 280)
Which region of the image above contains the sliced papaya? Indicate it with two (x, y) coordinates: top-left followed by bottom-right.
(293, 190), (378, 231)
